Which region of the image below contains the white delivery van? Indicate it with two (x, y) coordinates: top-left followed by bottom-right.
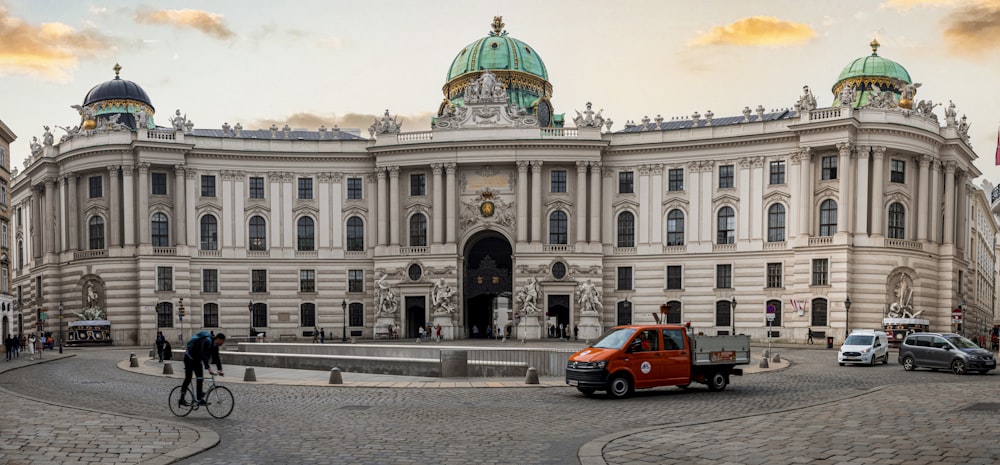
(838, 330), (889, 366)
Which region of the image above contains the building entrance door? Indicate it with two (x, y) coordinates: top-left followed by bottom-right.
(547, 295), (569, 338)
(463, 232), (512, 339)
(405, 296), (425, 339)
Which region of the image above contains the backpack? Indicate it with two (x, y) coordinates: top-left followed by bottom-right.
(185, 331), (212, 351)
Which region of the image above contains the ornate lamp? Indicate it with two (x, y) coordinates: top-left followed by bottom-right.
(730, 296), (737, 335)
(341, 299), (348, 342)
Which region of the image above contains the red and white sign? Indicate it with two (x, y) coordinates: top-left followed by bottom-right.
(952, 308), (963, 323)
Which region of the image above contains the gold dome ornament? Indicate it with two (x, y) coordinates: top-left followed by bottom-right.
(82, 119), (97, 130)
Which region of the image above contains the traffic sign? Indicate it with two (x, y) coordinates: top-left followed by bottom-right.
(766, 304), (776, 314)
(766, 313), (776, 321)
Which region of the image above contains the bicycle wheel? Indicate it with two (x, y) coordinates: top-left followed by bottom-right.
(168, 386), (195, 417)
(204, 385), (234, 419)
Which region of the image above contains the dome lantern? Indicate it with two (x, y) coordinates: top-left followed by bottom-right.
(80, 63), (156, 130)
(831, 39), (913, 109)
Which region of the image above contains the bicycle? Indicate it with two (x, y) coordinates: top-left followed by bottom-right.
(168, 375), (234, 419)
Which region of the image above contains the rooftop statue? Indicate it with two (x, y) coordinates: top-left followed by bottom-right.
(796, 85), (817, 111)
(42, 126), (54, 147)
(169, 109), (188, 131)
(838, 85), (856, 108)
(370, 109), (402, 135)
(29, 137), (42, 156)
(573, 102), (605, 129)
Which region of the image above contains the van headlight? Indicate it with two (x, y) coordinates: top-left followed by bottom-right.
(595, 360), (607, 369)
(859, 348), (870, 354)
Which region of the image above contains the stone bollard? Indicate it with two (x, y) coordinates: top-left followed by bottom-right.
(163, 362), (174, 374)
(129, 354), (139, 367)
(772, 353), (781, 363)
(524, 367), (539, 385)
(243, 367), (257, 382)
(759, 358), (770, 368)
(329, 367), (343, 385)
(762, 349), (770, 358)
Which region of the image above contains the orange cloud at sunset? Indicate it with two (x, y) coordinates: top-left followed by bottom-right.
(135, 8), (234, 40)
(941, 1), (1000, 56)
(689, 16), (816, 47)
(882, 0), (962, 9)
(0, 7), (112, 81)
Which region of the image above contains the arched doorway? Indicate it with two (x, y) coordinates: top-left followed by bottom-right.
(463, 231), (513, 338)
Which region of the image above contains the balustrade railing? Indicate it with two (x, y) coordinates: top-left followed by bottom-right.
(884, 238), (923, 251)
(73, 249), (108, 260)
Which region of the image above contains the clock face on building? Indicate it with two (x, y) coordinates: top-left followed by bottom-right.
(408, 264), (422, 281)
(537, 100), (551, 127)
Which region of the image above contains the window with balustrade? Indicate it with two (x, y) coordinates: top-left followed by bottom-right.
(888, 202), (905, 239)
(200, 215), (218, 250)
(617, 211), (635, 247)
(717, 207), (735, 244)
(409, 214), (427, 247)
(151, 213), (169, 247)
(249, 215), (267, 251)
(297, 216), (315, 251)
(767, 204), (786, 242)
(346, 216), (365, 251)
(667, 210), (685, 246)
(89, 216), (105, 250)
(549, 211), (568, 244)
(819, 200), (837, 236)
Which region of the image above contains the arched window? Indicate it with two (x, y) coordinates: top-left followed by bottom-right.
(617, 211), (635, 247)
(616, 300), (632, 326)
(297, 216), (315, 251)
(249, 215), (267, 251)
(819, 199), (837, 236)
(715, 300), (732, 329)
(200, 215), (218, 250)
(1, 223), (7, 249)
(888, 202), (905, 239)
(88, 216), (105, 250)
(156, 302), (174, 328)
(549, 210), (568, 245)
(409, 213), (427, 247)
(151, 212), (169, 247)
(250, 302), (268, 328)
(765, 299), (782, 327)
(767, 204), (786, 242)
(300, 303), (316, 327)
(346, 216), (365, 251)
(203, 303), (219, 328)
(716, 206), (735, 244)
(811, 298), (828, 327)
(666, 210), (685, 246)
(664, 300), (682, 324)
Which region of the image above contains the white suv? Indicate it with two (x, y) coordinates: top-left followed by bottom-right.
(838, 330), (889, 366)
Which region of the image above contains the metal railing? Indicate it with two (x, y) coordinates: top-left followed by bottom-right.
(465, 348), (576, 377)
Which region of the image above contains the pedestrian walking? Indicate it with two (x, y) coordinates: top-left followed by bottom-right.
(34, 335), (43, 359)
(472, 325), (480, 338)
(319, 328), (325, 344)
(27, 334), (36, 360)
(435, 324), (442, 342)
(312, 327), (320, 343)
(4, 335), (12, 361)
(574, 324), (579, 341)
(155, 331), (166, 363)
(807, 328), (814, 344)
(418, 325), (426, 341)
(13, 334), (20, 358)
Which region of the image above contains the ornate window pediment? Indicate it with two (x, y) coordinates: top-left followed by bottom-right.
(884, 187), (911, 203)
(343, 205), (368, 216)
(244, 204), (270, 216)
(763, 190), (791, 203)
(612, 198), (639, 210)
(198, 198), (223, 211)
(545, 198), (573, 211)
(149, 198), (172, 211)
(712, 193), (740, 206)
(83, 204), (109, 218)
(292, 204), (319, 216)
(815, 185), (838, 198)
(662, 198), (690, 212)
(405, 200), (432, 216)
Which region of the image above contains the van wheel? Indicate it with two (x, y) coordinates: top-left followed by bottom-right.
(902, 356), (916, 371)
(607, 375), (633, 399)
(870, 355), (877, 367)
(576, 387), (596, 397)
(951, 359), (967, 375)
(882, 354), (888, 365)
(706, 371), (728, 391)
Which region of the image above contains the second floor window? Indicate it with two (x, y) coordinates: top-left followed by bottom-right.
(297, 217), (315, 251)
(347, 177), (363, 200)
(717, 206), (735, 244)
(617, 212), (635, 247)
(667, 210), (685, 246)
(767, 204), (786, 242)
(156, 266), (173, 291)
(298, 177), (313, 200)
(819, 199), (837, 236)
(551, 170), (567, 193)
(888, 202), (905, 239)
(202, 269), (218, 293)
(618, 171), (634, 194)
(151, 172), (167, 195)
(249, 215), (267, 250)
(821, 156), (837, 180)
(151, 213), (169, 247)
(201, 175), (216, 197)
(409, 214), (427, 247)
(890, 159), (906, 183)
(718, 165), (734, 188)
(348, 269), (363, 293)
(668, 168), (684, 191)
(410, 174), (426, 196)
(666, 266), (682, 290)
(769, 161), (785, 185)
(812, 259), (829, 286)
(716, 264), (732, 289)
(200, 215), (218, 250)
(251, 269), (267, 293)
(346, 216), (365, 251)
(549, 211), (568, 244)
(766, 263), (783, 288)
(617, 267), (633, 291)
(89, 176), (103, 198)
(249, 176), (265, 199)
(300, 270), (316, 293)
(89, 217), (105, 250)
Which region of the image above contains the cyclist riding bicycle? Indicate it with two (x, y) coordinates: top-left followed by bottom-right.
(180, 331), (226, 406)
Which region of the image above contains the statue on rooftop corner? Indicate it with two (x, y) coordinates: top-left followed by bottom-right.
(797, 85), (817, 111)
(169, 109), (187, 131)
(29, 137), (42, 156)
(838, 85), (856, 108)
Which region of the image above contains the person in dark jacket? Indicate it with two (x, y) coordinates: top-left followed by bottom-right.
(155, 331), (166, 362)
(179, 332), (226, 406)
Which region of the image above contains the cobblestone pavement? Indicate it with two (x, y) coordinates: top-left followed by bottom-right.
(1, 344), (997, 464)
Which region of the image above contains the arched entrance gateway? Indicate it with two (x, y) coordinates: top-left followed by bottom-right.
(463, 232), (512, 338)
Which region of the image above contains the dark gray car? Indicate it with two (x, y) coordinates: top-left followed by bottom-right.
(898, 332), (996, 375)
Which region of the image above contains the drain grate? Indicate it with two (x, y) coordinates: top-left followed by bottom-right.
(340, 405), (371, 411)
(963, 402), (1000, 412)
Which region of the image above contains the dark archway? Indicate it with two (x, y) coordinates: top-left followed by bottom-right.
(463, 231), (513, 338)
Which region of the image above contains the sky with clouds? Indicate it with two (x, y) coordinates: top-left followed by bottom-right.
(3, 0), (1000, 182)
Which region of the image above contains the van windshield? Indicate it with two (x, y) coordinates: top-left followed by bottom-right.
(944, 335), (979, 349)
(844, 335), (874, 345)
(591, 328), (637, 349)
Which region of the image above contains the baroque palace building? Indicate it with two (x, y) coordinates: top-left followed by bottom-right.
(0, 119), (13, 338)
(9, 19), (996, 345)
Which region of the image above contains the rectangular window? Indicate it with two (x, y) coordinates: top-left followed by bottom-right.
(156, 266), (173, 291)
(2, 268), (8, 294)
(811, 259), (829, 286)
(349, 302), (365, 327)
(298, 177), (313, 200)
(769, 161), (786, 185)
(410, 173), (426, 196)
(550, 170), (567, 193)
(668, 168), (684, 191)
(718, 165), (734, 188)
(300, 270), (316, 293)
(890, 159), (905, 183)
(203, 303), (219, 328)
(201, 175), (216, 197)
(347, 177), (363, 200)
(618, 171), (634, 194)
(766, 263), (783, 288)
(202, 269), (218, 294)
(666, 266), (682, 290)
(36, 276), (41, 298)
(616, 267), (633, 291)
(251, 269), (267, 293)
(716, 264), (733, 289)
(348, 269), (364, 293)
(89, 176), (103, 198)
(300, 303), (316, 328)
(821, 156), (838, 180)
(151, 172), (167, 195)
(249, 176), (265, 199)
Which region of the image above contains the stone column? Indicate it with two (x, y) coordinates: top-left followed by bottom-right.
(700, 163), (713, 242)
(929, 161), (941, 243)
(531, 161), (543, 244)
(737, 158), (751, 241)
(122, 165), (135, 246)
(174, 165), (187, 246)
(687, 162), (700, 242)
(601, 166), (614, 245)
(107, 166), (120, 247)
(836, 143), (851, 235)
(137, 163), (150, 245)
(387, 166), (400, 246)
(44, 177), (56, 254)
(367, 171), (377, 250)
(957, 171), (969, 246)
(185, 169), (197, 247)
(943, 161), (956, 244)
(749, 157), (764, 241)
(319, 173), (332, 249)
(870, 147), (886, 236)
(854, 146), (870, 236)
(516, 161), (529, 244)
(917, 154), (931, 241)
(576, 161), (588, 245)
(445, 163), (457, 244)
(281, 173), (294, 249)
(589, 161), (601, 244)
(637, 165), (650, 245)
(432, 164), (444, 245)
(650, 164), (663, 245)
(66, 174), (78, 251)
(376, 168), (387, 246)
(798, 148), (812, 236)
(30, 189), (42, 258)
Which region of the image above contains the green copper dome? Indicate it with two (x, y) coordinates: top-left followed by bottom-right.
(447, 33), (548, 81)
(832, 39), (914, 108)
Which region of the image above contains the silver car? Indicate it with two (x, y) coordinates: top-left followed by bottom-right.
(898, 332), (996, 375)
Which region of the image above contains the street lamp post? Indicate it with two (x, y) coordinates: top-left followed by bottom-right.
(58, 302), (64, 354)
(341, 299), (348, 342)
(844, 296), (852, 337)
(248, 299), (254, 338)
(730, 296), (737, 336)
(178, 298), (185, 343)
